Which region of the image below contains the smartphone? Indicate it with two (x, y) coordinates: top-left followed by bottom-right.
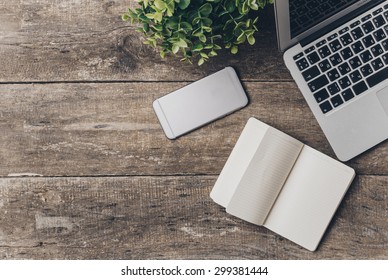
(153, 67), (249, 139)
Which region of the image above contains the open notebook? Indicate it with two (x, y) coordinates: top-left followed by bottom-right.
(210, 118), (355, 251)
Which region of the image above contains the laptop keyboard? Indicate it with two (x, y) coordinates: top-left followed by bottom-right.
(294, 3), (388, 114)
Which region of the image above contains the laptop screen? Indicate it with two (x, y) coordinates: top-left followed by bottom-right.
(290, 0), (359, 39)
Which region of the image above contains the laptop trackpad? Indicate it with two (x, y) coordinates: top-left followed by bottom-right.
(377, 86), (388, 116)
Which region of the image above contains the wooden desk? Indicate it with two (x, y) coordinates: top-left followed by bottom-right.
(0, 1), (386, 259)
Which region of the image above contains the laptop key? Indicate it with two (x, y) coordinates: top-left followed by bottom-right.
(339, 26), (350, 34)
(373, 15), (386, 28)
(328, 33), (338, 41)
(362, 35), (375, 47)
(308, 74), (329, 92)
(329, 39), (342, 52)
(318, 45), (331, 58)
(361, 64), (374, 77)
(371, 58), (384, 71)
(350, 20), (361, 28)
(351, 41), (364, 54)
(293, 52), (304, 60)
(330, 53), (343, 66)
(338, 76), (351, 89)
(366, 67), (388, 87)
(331, 94), (344, 108)
(349, 70), (362, 83)
(296, 58), (309, 71)
(341, 88), (355, 101)
(328, 82), (340, 95)
(305, 46), (316, 54)
(316, 39), (327, 48)
(373, 29), (386, 41)
(361, 21), (375, 34)
(360, 50), (373, 63)
(340, 47), (353, 60)
(371, 43), (384, 56)
(307, 51), (321, 65)
(327, 68), (340, 81)
(373, 8), (383, 16)
(348, 56), (362, 69)
(313, 88), (329, 103)
(302, 65), (320, 81)
(338, 62), (351, 75)
(318, 59), (332, 72)
(351, 27), (364, 40)
(340, 33), (353, 46)
(319, 100), (333, 114)
(362, 15), (372, 22)
(353, 81), (368, 95)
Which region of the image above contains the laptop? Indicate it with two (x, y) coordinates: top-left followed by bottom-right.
(275, 0), (388, 161)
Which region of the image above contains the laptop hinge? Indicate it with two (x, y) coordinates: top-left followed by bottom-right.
(300, 0), (383, 48)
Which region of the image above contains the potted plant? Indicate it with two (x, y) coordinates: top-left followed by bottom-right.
(123, 0), (273, 65)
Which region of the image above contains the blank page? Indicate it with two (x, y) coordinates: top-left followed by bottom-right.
(264, 146), (355, 251)
(211, 118), (269, 207)
(226, 126), (303, 225)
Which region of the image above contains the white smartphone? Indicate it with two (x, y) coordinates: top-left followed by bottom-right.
(153, 67), (249, 139)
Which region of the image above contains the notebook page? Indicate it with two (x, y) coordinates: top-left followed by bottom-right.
(226, 126), (303, 225)
(210, 118), (269, 207)
(263, 146), (355, 251)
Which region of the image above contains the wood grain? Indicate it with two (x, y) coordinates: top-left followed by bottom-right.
(0, 175), (386, 259)
(1, 82), (387, 177)
(0, 1), (288, 83)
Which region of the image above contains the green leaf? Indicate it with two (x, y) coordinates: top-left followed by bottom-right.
(192, 27), (203, 37)
(199, 3), (212, 17)
(166, 0), (175, 16)
(178, 0), (191, 10)
(200, 52), (209, 59)
(208, 50), (218, 57)
(192, 17), (201, 25)
(143, 0), (149, 8)
(231, 45), (238, 54)
(202, 26), (212, 32)
(145, 13), (155, 19)
(225, 0), (236, 13)
(154, 12), (163, 22)
(175, 38), (188, 48)
(172, 44), (180, 54)
(154, 0), (166, 10)
(201, 17), (213, 27)
(192, 43), (204, 51)
(213, 44), (222, 50)
(166, 18), (179, 29)
(180, 21), (193, 31)
(247, 35), (255, 45)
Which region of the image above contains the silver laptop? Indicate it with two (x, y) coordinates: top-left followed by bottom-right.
(275, 0), (388, 161)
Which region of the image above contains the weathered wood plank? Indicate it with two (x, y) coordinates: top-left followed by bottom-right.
(1, 82), (387, 176)
(0, 175), (386, 259)
(0, 1), (288, 82)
